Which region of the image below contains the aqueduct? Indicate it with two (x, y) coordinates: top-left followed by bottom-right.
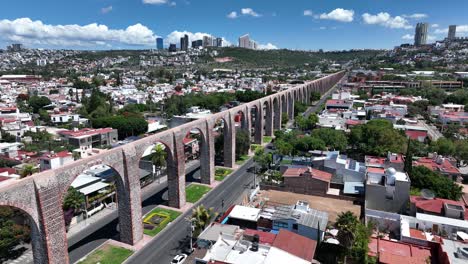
(0, 71), (345, 264)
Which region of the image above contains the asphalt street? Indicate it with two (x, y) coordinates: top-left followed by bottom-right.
(67, 161), (202, 263)
(126, 158), (256, 264)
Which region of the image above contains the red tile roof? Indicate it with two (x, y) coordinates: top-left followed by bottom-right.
(282, 167), (332, 182)
(40, 151), (72, 160)
(0, 168), (16, 174)
(405, 130), (427, 140)
(59, 128), (115, 138)
(272, 229), (316, 261)
(243, 229), (277, 245)
(367, 167), (385, 174)
(368, 238), (432, 264)
(413, 157), (460, 174)
(409, 228), (426, 240)
(410, 195), (464, 215)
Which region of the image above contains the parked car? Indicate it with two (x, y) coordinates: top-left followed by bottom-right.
(171, 254), (187, 264)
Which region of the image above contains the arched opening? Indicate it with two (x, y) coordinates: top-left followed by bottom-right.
(0, 205), (40, 264)
(273, 97), (281, 130)
(62, 164), (124, 253)
(234, 110), (250, 164)
(250, 105), (262, 144)
(213, 117), (227, 166)
(281, 94), (288, 128)
(262, 100), (273, 137)
(182, 127), (208, 184)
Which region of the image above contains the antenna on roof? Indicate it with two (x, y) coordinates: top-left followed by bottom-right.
(421, 189), (435, 200)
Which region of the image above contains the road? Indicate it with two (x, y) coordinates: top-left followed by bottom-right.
(67, 161), (201, 263)
(303, 74), (347, 117)
(126, 158), (257, 264)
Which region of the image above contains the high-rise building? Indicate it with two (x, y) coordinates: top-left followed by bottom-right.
(192, 40), (203, 49)
(215, 37), (223, 47)
(414, 23), (429, 46)
(239, 34), (250, 49)
(168, 43), (177, 52)
(448, 25), (457, 40)
(156, 38), (164, 50)
(202, 36), (213, 47)
(180, 34), (189, 51)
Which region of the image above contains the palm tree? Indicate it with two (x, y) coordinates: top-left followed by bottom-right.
(20, 164), (36, 178)
(191, 205), (217, 237)
(63, 187), (85, 212)
(151, 144), (167, 177)
(336, 211), (359, 248)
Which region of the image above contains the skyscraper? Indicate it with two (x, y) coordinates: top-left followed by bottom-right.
(192, 40), (203, 49)
(180, 34), (189, 51)
(216, 37), (223, 47)
(156, 38), (164, 50)
(448, 25), (457, 40)
(239, 34), (250, 49)
(202, 36), (213, 47)
(414, 23), (429, 46)
(168, 43), (177, 52)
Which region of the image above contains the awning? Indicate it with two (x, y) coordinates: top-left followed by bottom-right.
(79, 181), (109, 195)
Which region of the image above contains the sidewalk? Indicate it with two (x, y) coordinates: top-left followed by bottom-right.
(67, 159), (200, 238)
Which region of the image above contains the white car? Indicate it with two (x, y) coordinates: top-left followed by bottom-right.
(171, 254), (188, 264)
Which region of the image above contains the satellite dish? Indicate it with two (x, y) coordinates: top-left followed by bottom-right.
(421, 189), (435, 200)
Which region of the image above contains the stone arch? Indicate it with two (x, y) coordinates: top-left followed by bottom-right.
(178, 122), (214, 185)
(0, 203), (47, 264)
(55, 149), (143, 246)
(250, 103), (263, 144)
(262, 99), (273, 137)
(212, 114), (235, 168)
(272, 96), (281, 130)
(288, 91), (294, 119)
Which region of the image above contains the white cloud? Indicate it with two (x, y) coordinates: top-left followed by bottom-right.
(303, 10), (313, 17)
(432, 24), (439, 28)
(362, 12), (412, 29)
(169, 2), (176, 6)
(318, 8), (354, 22)
(257, 43), (278, 50)
(403, 13), (428, 19)
(319, 26), (326, 30)
(435, 25), (468, 35)
(227, 11), (238, 19)
(142, 0), (168, 4)
(241, 8), (261, 17)
(0, 18), (157, 47)
(402, 34), (413, 40)
(101, 6), (113, 14)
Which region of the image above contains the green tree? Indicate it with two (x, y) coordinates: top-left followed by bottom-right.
(63, 187), (85, 212)
(254, 148), (272, 171)
(92, 114), (148, 140)
(28, 96), (51, 113)
(20, 164), (36, 178)
(404, 139), (413, 175)
(151, 144), (167, 170)
(191, 205), (217, 237)
(349, 120), (407, 156)
(311, 128), (348, 151)
(430, 138), (455, 156)
(409, 166), (463, 200)
(455, 140), (468, 164)
(0, 207), (31, 262)
(235, 130), (250, 159)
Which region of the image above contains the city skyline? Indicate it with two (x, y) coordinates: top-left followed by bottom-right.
(0, 0), (468, 50)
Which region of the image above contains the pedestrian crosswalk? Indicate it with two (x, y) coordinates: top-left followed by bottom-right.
(6, 249), (33, 264)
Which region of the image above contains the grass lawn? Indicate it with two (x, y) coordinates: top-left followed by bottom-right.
(215, 167), (233, 181)
(250, 144), (261, 152)
(143, 208), (182, 236)
(235, 154), (249, 165)
(186, 184), (212, 203)
(263, 136), (273, 144)
(78, 244), (133, 264)
(280, 159), (292, 165)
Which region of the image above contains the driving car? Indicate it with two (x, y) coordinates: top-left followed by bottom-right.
(171, 254), (188, 264)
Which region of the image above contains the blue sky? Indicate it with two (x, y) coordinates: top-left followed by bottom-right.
(1, 0), (467, 50)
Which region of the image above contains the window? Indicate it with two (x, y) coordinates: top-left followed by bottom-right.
(293, 223), (298, 230)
